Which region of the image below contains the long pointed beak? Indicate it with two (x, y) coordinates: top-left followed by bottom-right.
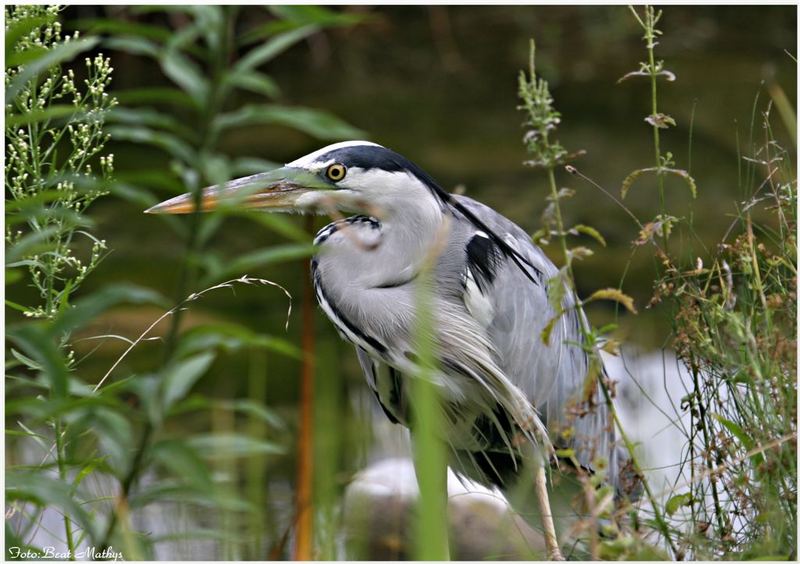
(144, 167), (329, 215)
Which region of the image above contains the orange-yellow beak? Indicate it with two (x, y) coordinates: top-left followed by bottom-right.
(145, 167), (330, 215)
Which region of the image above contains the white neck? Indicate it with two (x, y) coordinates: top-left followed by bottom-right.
(376, 187), (444, 285)
(316, 183), (444, 290)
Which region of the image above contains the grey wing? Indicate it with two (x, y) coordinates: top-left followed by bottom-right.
(355, 345), (404, 425)
(452, 195), (612, 473)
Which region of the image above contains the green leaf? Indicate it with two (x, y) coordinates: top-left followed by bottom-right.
(621, 168), (646, 200)
(6, 324), (69, 398)
(161, 352), (216, 412)
(6, 36), (100, 103)
(168, 397), (288, 431)
(130, 482), (255, 512)
(712, 413), (754, 450)
(205, 243), (315, 284)
(5, 14), (55, 55)
(220, 399), (286, 429)
(108, 107), (196, 141)
(540, 313), (562, 345)
(665, 492), (692, 516)
(5, 105), (79, 127)
(6, 45), (48, 67)
(571, 224), (607, 247)
(230, 157), (281, 175)
(5, 269), (23, 286)
(151, 439), (213, 489)
(90, 407), (134, 472)
(240, 211), (312, 242)
(107, 125), (197, 163)
(160, 48), (209, 106)
(71, 458), (110, 492)
(176, 323), (301, 359)
(52, 284), (166, 335)
(621, 167), (696, 200)
(267, 5), (368, 31)
(103, 35), (161, 58)
(712, 414), (765, 467)
(126, 375), (162, 427)
(240, 7), (367, 45)
(215, 104), (364, 140)
(189, 5), (224, 53)
(545, 270), (568, 312)
(223, 69), (281, 99)
(6, 394), (120, 422)
(5, 225), (61, 264)
(187, 434), (285, 459)
(586, 288), (638, 314)
(234, 25), (318, 73)
(77, 18), (173, 43)
(7, 471), (99, 542)
(665, 167), (697, 199)
(114, 87), (196, 108)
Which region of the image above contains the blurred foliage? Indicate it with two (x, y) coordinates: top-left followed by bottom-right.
(4, 4), (796, 561)
(5, 5), (362, 560)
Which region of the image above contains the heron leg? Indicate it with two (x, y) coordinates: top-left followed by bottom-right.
(534, 461), (564, 561)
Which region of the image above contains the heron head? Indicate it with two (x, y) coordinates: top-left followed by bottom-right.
(145, 141), (443, 218)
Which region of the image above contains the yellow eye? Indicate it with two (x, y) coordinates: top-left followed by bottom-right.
(325, 163), (347, 182)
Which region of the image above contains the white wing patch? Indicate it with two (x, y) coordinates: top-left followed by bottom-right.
(462, 230), (499, 329)
(463, 267), (495, 328)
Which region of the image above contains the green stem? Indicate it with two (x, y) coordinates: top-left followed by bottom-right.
(54, 421), (76, 560)
(412, 235), (450, 561)
(102, 9), (237, 553)
(97, 422), (153, 553)
(690, 363), (727, 540)
(645, 9), (668, 252)
(544, 159), (678, 556)
(547, 167), (573, 282)
(598, 379), (680, 557)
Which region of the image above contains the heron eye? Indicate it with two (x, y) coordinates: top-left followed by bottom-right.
(325, 163), (347, 182)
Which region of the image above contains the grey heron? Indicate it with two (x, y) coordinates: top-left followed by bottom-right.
(147, 141), (629, 558)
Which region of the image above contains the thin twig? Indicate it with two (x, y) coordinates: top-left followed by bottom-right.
(92, 275), (292, 393)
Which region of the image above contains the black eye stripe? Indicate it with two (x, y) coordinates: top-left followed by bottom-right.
(326, 163), (346, 181)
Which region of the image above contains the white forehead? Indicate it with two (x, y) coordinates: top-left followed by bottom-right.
(286, 140), (383, 169)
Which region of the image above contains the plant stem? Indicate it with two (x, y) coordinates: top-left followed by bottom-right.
(544, 151), (679, 557)
(412, 222), (450, 561)
(246, 350), (267, 558)
(293, 216), (316, 560)
(597, 379), (680, 557)
(648, 38), (665, 216)
(54, 420), (76, 560)
(547, 167), (574, 283)
(642, 6), (669, 252)
(97, 421), (153, 553)
(689, 363), (727, 540)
